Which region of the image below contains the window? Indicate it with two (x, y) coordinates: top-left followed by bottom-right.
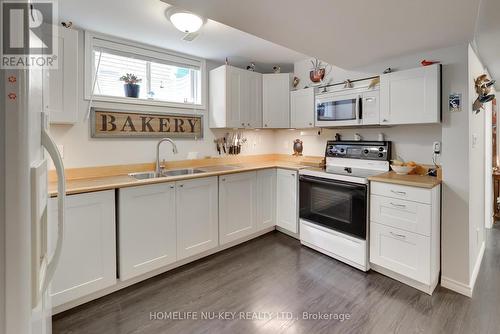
(85, 32), (205, 109)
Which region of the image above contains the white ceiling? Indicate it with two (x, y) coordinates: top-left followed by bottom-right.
(165, 0), (482, 70)
(475, 0), (500, 89)
(59, 0), (307, 72)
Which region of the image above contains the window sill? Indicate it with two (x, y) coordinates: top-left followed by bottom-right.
(86, 95), (206, 111)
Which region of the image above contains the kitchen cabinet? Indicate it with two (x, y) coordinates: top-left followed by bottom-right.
(256, 169), (276, 231)
(43, 27), (79, 124)
(119, 182), (177, 280)
(369, 181), (441, 294)
(48, 190), (116, 307)
(176, 177), (218, 260)
(276, 169), (298, 234)
(219, 171), (258, 244)
(361, 89), (380, 125)
(263, 73), (292, 128)
(380, 64), (441, 125)
(209, 65), (262, 128)
(290, 87), (315, 128)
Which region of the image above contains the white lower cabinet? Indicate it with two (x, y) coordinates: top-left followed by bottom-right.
(48, 190), (116, 307)
(256, 169), (276, 231)
(219, 171), (258, 244)
(119, 182), (177, 280)
(369, 181), (441, 294)
(176, 177), (218, 260)
(276, 169), (298, 234)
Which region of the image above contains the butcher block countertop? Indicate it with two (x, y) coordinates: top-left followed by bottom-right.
(49, 154), (323, 197)
(368, 171), (442, 189)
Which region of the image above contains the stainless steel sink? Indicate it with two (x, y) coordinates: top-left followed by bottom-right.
(128, 168), (206, 180)
(128, 171), (157, 180)
(162, 168), (205, 176)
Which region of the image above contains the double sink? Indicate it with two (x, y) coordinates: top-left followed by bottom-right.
(128, 164), (243, 180)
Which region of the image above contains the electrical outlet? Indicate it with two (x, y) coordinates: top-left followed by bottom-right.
(432, 141), (441, 154)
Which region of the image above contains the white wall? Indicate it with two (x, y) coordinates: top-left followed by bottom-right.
(289, 45), (475, 288)
(467, 45), (487, 284)
(49, 30), (277, 168)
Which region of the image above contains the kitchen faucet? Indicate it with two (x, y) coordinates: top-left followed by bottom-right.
(156, 138), (178, 176)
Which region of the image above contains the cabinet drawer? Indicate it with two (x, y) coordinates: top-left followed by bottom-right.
(370, 195), (431, 236)
(370, 182), (431, 204)
(370, 223), (430, 284)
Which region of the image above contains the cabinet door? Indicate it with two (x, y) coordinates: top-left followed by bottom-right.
(227, 67), (243, 128)
(219, 171), (258, 244)
(361, 90), (380, 125)
(290, 87), (315, 128)
(256, 169), (276, 231)
(119, 183), (176, 280)
(176, 177), (219, 260)
(48, 190), (116, 307)
(380, 64), (440, 125)
(44, 27), (78, 124)
(370, 222), (430, 284)
(276, 169), (298, 233)
(247, 71), (263, 128)
(263, 73), (291, 128)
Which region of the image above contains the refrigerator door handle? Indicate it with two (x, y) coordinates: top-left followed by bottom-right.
(41, 129), (66, 293)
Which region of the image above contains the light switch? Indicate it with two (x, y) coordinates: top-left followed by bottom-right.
(472, 134), (478, 149)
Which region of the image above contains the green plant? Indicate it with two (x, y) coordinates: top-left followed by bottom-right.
(119, 73), (142, 84)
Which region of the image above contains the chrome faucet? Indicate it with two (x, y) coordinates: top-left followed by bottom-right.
(155, 138), (178, 176)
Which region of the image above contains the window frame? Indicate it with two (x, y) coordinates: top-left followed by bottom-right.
(84, 31), (207, 110)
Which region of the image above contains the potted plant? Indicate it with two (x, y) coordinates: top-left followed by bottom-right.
(120, 73), (142, 98)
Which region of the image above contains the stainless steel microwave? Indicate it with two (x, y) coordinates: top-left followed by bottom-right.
(315, 87), (380, 127)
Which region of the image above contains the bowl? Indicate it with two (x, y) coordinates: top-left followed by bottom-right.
(391, 165), (415, 175)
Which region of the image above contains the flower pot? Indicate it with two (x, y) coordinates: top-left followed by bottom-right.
(124, 83), (140, 98)
(309, 68), (326, 83)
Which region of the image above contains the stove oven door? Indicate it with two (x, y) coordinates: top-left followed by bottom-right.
(299, 175), (367, 239)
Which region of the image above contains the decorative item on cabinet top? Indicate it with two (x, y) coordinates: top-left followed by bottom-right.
(91, 108), (203, 139)
(473, 74), (496, 114)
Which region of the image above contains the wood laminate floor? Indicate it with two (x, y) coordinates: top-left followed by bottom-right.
(53, 227), (500, 334)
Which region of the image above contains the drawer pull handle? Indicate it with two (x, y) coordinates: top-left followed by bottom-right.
(390, 190), (407, 195)
(390, 232), (406, 239)
(390, 202), (406, 208)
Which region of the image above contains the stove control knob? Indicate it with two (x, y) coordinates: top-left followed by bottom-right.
(363, 149), (369, 154)
(379, 147), (384, 152)
(378, 153), (384, 158)
(328, 145), (334, 150)
(340, 148), (345, 153)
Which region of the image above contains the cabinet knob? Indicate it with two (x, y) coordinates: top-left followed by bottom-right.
(179, 184), (184, 188)
(170, 185), (174, 189)
(382, 119), (388, 122)
(309, 122), (313, 126)
(247, 123), (251, 126)
(264, 124), (268, 127)
(241, 123), (245, 126)
(221, 178), (226, 181)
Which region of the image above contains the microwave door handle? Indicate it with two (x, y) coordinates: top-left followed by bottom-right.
(358, 95), (363, 121)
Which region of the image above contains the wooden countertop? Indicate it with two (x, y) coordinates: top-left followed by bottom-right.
(368, 171), (441, 189)
(49, 156), (318, 197)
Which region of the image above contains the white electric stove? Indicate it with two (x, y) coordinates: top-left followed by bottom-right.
(298, 140), (391, 271)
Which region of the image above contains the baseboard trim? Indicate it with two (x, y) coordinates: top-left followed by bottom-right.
(470, 241), (485, 295)
(441, 276), (472, 297)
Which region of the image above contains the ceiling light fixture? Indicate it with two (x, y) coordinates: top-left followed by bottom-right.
(166, 8), (205, 34)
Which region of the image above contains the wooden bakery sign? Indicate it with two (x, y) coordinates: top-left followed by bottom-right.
(91, 109), (203, 138)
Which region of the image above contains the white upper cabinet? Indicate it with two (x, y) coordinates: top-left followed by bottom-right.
(176, 177), (219, 260)
(361, 89), (380, 125)
(380, 64), (441, 125)
(290, 87), (315, 128)
(276, 169), (298, 234)
(119, 183), (177, 280)
(48, 190), (116, 307)
(209, 65), (262, 128)
(219, 171), (258, 244)
(262, 73), (292, 128)
(44, 27), (79, 124)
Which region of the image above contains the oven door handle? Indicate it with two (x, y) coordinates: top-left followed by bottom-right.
(299, 175), (366, 190)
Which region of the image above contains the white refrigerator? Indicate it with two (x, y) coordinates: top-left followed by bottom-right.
(3, 65), (66, 333)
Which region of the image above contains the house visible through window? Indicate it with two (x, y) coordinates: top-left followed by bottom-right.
(86, 32), (205, 108)
(94, 50), (201, 105)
